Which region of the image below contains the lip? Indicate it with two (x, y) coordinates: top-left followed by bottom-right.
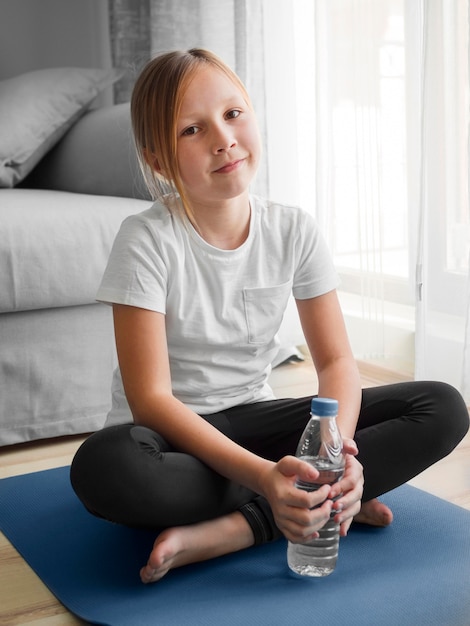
(213, 158), (245, 174)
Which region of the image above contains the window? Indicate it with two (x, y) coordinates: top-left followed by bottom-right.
(263, 0), (469, 374)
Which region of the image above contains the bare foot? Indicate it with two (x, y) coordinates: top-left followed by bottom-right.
(354, 498), (393, 527)
(140, 511), (254, 584)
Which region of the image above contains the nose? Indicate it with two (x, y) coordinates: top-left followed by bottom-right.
(212, 123), (237, 153)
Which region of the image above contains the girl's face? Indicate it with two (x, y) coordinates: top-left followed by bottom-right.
(175, 66), (261, 212)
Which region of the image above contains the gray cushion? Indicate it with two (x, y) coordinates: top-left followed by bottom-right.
(22, 103), (151, 200)
(0, 68), (120, 187)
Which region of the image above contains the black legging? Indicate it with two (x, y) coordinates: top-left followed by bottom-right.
(70, 381), (469, 544)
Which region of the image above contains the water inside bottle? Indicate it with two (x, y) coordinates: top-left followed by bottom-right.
(295, 456), (344, 511)
(287, 456), (345, 577)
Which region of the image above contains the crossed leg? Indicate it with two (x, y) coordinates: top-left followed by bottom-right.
(71, 381), (468, 584)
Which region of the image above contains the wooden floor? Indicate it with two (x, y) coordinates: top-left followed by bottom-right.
(1, 358), (469, 625)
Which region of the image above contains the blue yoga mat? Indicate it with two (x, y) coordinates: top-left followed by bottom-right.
(0, 466), (469, 626)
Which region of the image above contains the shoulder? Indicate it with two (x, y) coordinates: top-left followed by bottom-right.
(252, 195), (319, 236)
(116, 198), (188, 251)
(253, 194), (314, 220)
(120, 199), (173, 235)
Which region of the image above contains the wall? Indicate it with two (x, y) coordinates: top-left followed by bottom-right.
(0, 0), (112, 99)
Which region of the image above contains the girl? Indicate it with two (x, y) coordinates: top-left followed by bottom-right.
(71, 49), (469, 584)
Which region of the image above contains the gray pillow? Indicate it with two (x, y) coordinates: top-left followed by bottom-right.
(22, 102), (151, 200)
(0, 67), (120, 187)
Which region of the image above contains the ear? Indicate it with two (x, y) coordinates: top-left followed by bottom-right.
(142, 148), (163, 173)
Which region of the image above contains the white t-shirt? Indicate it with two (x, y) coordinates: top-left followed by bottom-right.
(97, 195), (339, 425)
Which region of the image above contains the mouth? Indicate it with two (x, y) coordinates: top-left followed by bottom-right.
(213, 158), (245, 174)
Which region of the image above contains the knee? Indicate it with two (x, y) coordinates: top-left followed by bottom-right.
(430, 381), (469, 451)
(70, 426), (126, 508)
(70, 424), (155, 515)
(70, 424), (171, 526)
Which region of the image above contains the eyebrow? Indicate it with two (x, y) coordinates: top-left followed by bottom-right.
(178, 96), (246, 122)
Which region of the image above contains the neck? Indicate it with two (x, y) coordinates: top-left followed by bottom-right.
(189, 193), (251, 250)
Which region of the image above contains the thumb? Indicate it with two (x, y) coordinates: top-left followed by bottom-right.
(277, 455), (319, 482)
(342, 437), (358, 456)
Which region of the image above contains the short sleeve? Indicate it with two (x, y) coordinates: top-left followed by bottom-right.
(292, 210), (340, 300)
(96, 211), (168, 313)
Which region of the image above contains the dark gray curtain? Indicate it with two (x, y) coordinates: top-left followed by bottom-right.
(108, 0), (151, 104)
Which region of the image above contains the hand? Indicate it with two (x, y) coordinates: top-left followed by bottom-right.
(328, 437), (364, 536)
(259, 456), (334, 543)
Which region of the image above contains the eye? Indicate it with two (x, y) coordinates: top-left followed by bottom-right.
(181, 125), (199, 136)
(226, 109), (241, 120)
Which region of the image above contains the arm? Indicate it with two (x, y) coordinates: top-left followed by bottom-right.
(113, 304), (266, 490)
(113, 303), (333, 541)
(296, 290), (361, 438)
(296, 290), (364, 533)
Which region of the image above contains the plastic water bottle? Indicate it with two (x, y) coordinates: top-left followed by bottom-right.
(287, 397), (345, 577)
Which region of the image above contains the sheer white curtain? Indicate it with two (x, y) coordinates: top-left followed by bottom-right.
(264, 0), (415, 366)
(264, 0), (470, 399)
(413, 1), (470, 401)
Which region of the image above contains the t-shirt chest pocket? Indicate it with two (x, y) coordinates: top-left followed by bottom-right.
(243, 281), (292, 345)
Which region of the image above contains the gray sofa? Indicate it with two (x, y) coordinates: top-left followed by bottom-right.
(0, 68), (152, 446)
(0, 67), (300, 447)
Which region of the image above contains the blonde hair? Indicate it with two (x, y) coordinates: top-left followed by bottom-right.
(131, 48), (253, 223)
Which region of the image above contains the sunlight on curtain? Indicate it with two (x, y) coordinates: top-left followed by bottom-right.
(314, 1), (411, 369)
(414, 0), (470, 400)
(266, 0), (470, 395)
(269, 0), (415, 369)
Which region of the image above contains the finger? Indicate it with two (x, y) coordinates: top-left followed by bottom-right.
(342, 438), (358, 455)
(277, 455), (319, 483)
(282, 525), (320, 543)
(328, 473), (350, 500)
(329, 458), (363, 500)
(331, 476), (364, 507)
(335, 498), (361, 532)
(329, 478), (363, 517)
(288, 483), (331, 509)
(281, 492), (333, 526)
(338, 517), (354, 537)
(333, 483), (362, 522)
(335, 488), (362, 513)
(329, 473), (358, 500)
(281, 499), (333, 542)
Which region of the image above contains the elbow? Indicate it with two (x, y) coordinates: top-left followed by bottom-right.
(126, 390), (174, 431)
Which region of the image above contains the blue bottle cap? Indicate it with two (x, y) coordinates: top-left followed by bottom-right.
(310, 397), (338, 416)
